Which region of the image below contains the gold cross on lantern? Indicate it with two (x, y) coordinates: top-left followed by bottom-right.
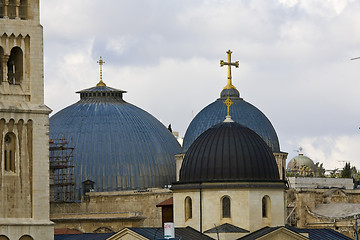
(220, 50), (239, 89)
(96, 56), (106, 86)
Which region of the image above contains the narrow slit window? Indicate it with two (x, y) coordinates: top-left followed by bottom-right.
(222, 196), (231, 218)
(185, 196), (192, 221)
(262, 195), (271, 218)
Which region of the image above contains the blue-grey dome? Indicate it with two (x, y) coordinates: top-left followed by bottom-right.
(50, 83), (181, 200)
(183, 93), (280, 153)
(180, 121), (280, 183)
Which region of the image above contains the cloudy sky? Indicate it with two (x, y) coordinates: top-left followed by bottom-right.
(41, 0), (360, 170)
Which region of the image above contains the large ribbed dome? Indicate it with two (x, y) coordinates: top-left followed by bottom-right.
(50, 83), (181, 200)
(179, 120), (280, 183)
(183, 91), (280, 153)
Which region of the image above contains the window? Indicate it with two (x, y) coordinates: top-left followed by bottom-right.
(7, 47), (23, 85)
(185, 196), (192, 221)
(222, 196), (231, 218)
(19, 0), (27, 19)
(0, 235), (10, 240)
(7, 0), (16, 19)
(0, 0), (4, 18)
(4, 132), (16, 172)
(262, 195), (271, 218)
(19, 236), (33, 240)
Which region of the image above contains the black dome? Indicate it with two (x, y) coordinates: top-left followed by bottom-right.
(179, 121), (280, 183)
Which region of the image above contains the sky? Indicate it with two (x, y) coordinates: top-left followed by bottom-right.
(40, 0), (360, 170)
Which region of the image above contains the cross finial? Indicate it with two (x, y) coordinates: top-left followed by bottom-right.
(220, 50), (239, 90)
(224, 96), (233, 117)
(96, 56), (106, 87)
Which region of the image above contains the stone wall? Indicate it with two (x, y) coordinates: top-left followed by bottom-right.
(50, 188), (172, 233)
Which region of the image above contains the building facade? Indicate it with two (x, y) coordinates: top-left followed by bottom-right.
(0, 1), (53, 239)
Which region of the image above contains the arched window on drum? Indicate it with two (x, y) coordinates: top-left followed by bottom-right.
(222, 196), (231, 218)
(185, 196), (192, 221)
(262, 195), (271, 218)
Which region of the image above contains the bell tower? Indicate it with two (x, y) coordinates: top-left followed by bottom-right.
(0, 1), (53, 239)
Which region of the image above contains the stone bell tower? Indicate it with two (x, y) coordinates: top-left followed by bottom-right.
(0, 0), (53, 239)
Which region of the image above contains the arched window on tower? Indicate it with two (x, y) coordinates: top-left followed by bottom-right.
(0, 0), (5, 18)
(262, 195), (271, 218)
(4, 132), (16, 172)
(7, 47), (23, 85)
(0, 235), (10, 240)
(19, 0), (27, 19)
(185, 196), (192, 221)
(222, 196), (231, 218)
(7, 0), (16, 19)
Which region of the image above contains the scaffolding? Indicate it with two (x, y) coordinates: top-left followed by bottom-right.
(49, 137), (75, 202)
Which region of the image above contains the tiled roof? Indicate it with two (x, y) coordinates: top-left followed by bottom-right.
(238, 226), (353, 240)
(287, 226), (353, 240)
(54, 233), (115, 240)
(204, 223), (249, 233)
(54, 228), (83, 235)
(237, 226), (282, 240)
(128, 226), (214, 240)
(156, 197), (173, 207)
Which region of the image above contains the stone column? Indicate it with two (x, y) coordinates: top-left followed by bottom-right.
(274, 152), (288, 180)
(15, 0), (19, 19)
(1, 55), (9, 83)
(175, 153), (185, 182)
(4, 0), (8, 18)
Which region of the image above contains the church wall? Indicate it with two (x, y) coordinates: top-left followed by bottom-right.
(248, 189), (285, 231)
(50, 188), (172, 233)
(201, 188), (250, 231)
(173, 187), (285, 234)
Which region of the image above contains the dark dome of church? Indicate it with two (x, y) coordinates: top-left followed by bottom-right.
(182, 88), (280, 153)
(179, 121), (280, 183)
(50, 81), (181, 200)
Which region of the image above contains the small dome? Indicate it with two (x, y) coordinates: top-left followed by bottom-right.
(179, 121), (280, 183)
(287, 153), (315, 170)
(220, 87), (240, 98)
(50, 83), (181, 200)
(183, 96), (280, 153)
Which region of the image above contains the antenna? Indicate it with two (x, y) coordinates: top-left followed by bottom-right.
(294, 147), (303, 154)
(351, 57), (360, 60)
(338, 160), (348, 168)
